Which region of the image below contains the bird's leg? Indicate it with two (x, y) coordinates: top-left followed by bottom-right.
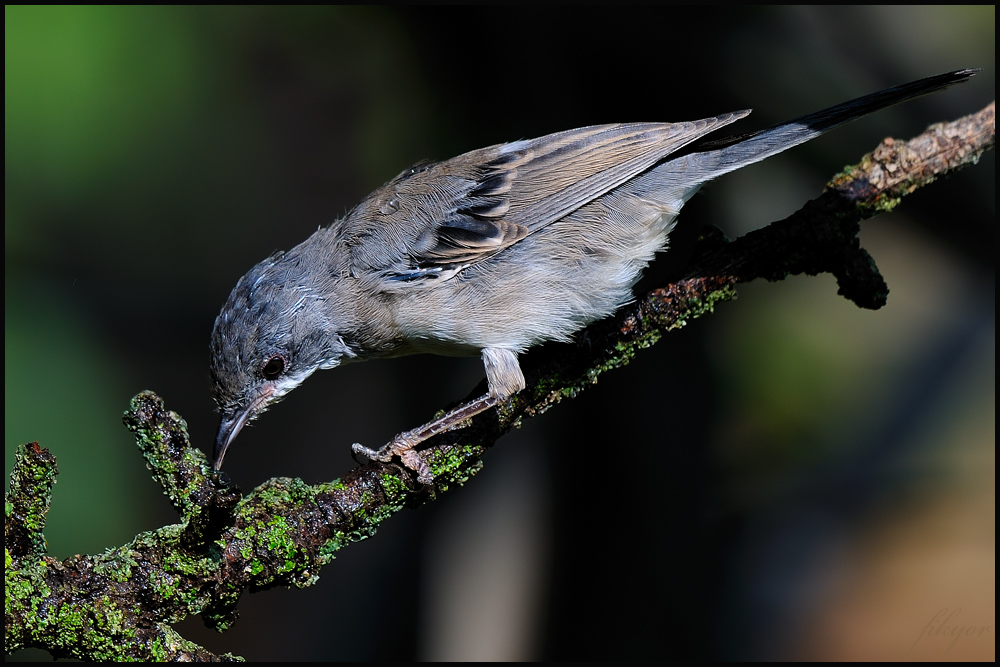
(353, 348), (524, 484)
(352, 392), (501, 484)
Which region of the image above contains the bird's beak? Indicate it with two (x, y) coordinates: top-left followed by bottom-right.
(214, 384), (276, 470)
(214, 406), (253, 470)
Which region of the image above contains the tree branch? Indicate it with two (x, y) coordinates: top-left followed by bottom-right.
(5, 102), (993, 661)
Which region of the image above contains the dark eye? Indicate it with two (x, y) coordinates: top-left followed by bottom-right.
(261, 355), (286, 380)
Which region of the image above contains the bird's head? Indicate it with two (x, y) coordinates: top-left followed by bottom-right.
(209, 250), (353, 469)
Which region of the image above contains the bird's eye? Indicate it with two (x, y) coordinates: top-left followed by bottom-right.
(261, 355), (286, 380)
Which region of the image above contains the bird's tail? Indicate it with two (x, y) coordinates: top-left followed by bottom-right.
(684, 68), (979, 178)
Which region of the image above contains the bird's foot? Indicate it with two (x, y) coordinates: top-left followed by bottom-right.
(352, 433), (435, 484)
(352, 392), (503, 485)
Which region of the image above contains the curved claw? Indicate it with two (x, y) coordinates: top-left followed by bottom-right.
(351, 442), (387, 462)
(349, 391), (502, 484)
(351, 437), (435, 484)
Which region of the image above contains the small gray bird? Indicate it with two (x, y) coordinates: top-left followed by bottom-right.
(210, 69), (976, 482)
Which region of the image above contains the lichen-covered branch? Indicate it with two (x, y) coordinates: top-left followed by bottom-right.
(5, 103), (993, 661)
(5, 443), (58, 561)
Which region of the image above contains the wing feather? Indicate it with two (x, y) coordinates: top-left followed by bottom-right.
(343, 114), (749, 285)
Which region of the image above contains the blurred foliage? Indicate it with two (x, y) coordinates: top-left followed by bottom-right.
(5, 283), (142, 557)
(6, 6), (199, 196)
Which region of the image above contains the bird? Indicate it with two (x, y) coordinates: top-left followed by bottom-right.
(209, 68), (977, 483)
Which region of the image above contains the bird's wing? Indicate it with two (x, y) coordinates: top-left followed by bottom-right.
(342, 114), (748, 285)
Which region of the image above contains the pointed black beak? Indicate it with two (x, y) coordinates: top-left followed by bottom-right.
(214, 407), (253, 470)
(214, 385), (276, 470)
